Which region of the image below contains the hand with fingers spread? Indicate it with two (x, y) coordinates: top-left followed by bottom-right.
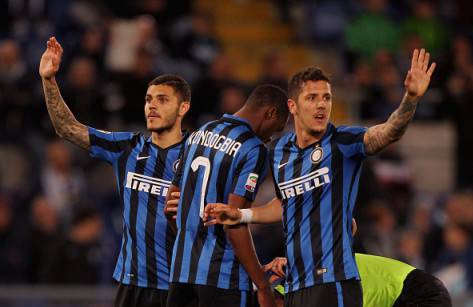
(404, 48), (436, 99)
(39, 37), (64, 79)
(203, 203), (242, 226)
(263, 257), (287, 283)
(164, 191), (180, 220)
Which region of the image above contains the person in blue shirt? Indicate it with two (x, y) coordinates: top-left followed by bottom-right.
(203, 48), (436, 307)
(40, 36), (191, 307)
(165, 84), (290, 307)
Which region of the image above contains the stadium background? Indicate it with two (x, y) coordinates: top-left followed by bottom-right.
(0, 0), (472, 305)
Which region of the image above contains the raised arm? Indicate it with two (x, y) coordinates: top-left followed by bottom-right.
(364, 49), (436, 155)
(39, 37), (90, 150)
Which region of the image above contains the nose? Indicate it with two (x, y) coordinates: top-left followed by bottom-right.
(148, 99), (158, 109)
(316, 102), (326, 110)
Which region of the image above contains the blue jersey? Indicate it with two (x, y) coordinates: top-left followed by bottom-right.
(89, 127), (185, 289)
(270, 123), (367, 293)
(170, 114), (268, 291)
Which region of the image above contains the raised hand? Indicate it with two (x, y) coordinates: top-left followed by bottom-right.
(404, 48), (436, 98)
(39, 37), (63, 79)
(203, 203), (242, 226)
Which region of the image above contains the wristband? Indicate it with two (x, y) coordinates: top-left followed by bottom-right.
(239, 208), (253, 223)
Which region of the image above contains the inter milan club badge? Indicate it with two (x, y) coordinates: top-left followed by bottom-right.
(173, 159), (180, 172)
(310, 146), (323, 164)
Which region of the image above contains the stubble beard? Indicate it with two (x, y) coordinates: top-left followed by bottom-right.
(148, 111), (179, 134)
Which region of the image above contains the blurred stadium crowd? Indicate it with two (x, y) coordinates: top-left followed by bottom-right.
(1, 0), (473, 303)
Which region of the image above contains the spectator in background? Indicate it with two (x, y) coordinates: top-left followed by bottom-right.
(135, 0), (192, 27)
(45, 207), (104, 284)
(178, 9), (220, 71)
(258, 50), (288, 90)
(219, 85), (246, 115)
(345, 0), (400, 63)
(359, 201), (397, 258)
(359, 51), (405, 120)
(397, 228), (425, 269)
(0, 39), (36, 134)
(434, 223), (473, 289)
(191, 53), (237, 127)
(71, 26), (106, 70)
(304, 0), (349, 45)
(432, 192), (473, 289)
(0, 194), (29, 282)
(372, 145), (413, 223)
(445, 35), (473, 189)
(120, 48), (157, 125)
(402, 0), (449, 57)
(27, 195), (62, 283)
(41, 140), (86, 223)
(62, 56), (105, 127)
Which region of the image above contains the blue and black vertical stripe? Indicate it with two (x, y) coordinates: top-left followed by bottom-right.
(270, 124), (366, 293)
(88, 127), (186, 290)
(170, 114), (268, 291)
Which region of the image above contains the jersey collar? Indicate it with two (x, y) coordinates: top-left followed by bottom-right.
(146, 130), (189, 150)
(289, 123), (334, 150)
(221, 113), (253, 131)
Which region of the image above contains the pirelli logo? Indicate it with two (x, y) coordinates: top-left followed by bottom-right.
(125, 172), (170, 196)
(278, 167), (330, 200)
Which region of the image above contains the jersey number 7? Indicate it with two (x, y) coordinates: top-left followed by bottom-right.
(191, 156), (211, 219)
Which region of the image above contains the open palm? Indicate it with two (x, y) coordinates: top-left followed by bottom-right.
(39, 37), (63, 79)
(404, 48), (436, 98)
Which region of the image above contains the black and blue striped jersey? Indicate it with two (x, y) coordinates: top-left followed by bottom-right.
(170, 114), (268, 291)
(270, 123), (367, 293)
(88, 127), (185, 290)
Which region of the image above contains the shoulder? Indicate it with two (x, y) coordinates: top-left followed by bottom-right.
(333, 125), (367, 144)
(269, 132), (294, 150)
(89, 127), (141, 146)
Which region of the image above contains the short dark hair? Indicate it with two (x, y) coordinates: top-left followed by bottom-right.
(246, 84), (288, 118)
(148, 74), (191, 103)
(288, 67), (330, 100)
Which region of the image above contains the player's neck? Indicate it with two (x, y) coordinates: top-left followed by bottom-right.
(233, 108), (258, 132)
(295, 125), (325, 148)
(151, 125), (183, 148)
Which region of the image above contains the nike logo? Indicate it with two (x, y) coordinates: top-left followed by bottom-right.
(278, 161), (289, 169)
(137, 156), (150, 160)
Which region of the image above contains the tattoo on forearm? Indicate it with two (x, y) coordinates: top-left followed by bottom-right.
(42, 78), (90, 149)
(365, 95), (418, 155)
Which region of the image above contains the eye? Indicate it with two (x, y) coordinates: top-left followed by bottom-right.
(323, 95), (331, 101)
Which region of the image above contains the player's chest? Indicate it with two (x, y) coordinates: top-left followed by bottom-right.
(122, 147), (181, 198)
(273, 145), (332, 200)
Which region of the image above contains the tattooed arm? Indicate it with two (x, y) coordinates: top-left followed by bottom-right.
(39, 37), (90, 150)
(364, 49), (436, 155)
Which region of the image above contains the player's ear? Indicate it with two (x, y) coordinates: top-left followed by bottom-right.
(264, 106), (277, 120)
(287, 99), (297, 115)
(179, 101), (190, 117)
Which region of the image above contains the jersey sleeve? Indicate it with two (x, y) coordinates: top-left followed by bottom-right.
(88, 127), (135, 164)
(231, 145), (269, 201)
(335, 126), (368, 159)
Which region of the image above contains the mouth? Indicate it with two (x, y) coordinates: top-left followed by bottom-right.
(147, 114), (161, 120)
(313, 113), (325, 121)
